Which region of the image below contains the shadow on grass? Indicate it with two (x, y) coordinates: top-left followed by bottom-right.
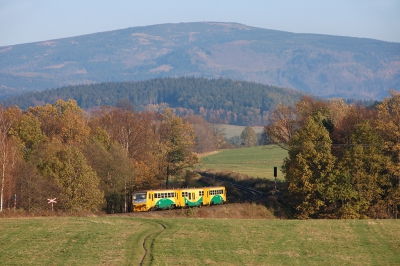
(197, 169), (293, 219)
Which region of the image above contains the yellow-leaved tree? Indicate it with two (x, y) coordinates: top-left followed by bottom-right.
(375, 90), (400, 218)
(158, 109), (198, 188)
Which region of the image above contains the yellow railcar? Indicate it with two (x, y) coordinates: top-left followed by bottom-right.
(177, 188), (204, 207)
(203, 186), (226, 206)
(132, 186), (226, 212)
(132, 189), (179, 212)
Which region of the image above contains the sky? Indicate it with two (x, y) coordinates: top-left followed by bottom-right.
(1, 0), (400, 47)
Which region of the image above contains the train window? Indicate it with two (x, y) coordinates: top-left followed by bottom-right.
(148, 194), (151, 199)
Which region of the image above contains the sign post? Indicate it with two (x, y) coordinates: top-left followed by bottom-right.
(274, 167), (277, 193)
(13, 194), (17, 209)
(47, 198), (57, 211)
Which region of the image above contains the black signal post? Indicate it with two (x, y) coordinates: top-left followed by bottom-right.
(274, 167), (277, 193)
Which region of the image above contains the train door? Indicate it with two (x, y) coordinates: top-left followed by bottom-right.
(204, 189), (210, 205)
(147, 192), (154, 210)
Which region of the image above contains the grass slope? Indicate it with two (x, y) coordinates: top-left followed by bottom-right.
(1, 217), (399, 265)
(218, 124), (264, 139)
(199, 145), (287, 179)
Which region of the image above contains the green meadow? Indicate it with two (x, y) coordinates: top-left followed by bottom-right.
(199, 145), (288, 180)
(3, 141), (399, 265)
(1, 217), (399, 265)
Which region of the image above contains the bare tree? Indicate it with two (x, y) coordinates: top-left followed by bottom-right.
(0, 107), (16, 212)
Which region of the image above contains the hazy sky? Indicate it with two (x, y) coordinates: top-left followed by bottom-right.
(1, 0), (399, 47)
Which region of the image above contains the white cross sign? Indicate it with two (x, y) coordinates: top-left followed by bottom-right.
(47, 198), (57, 211)
(47, 198), (57, 204)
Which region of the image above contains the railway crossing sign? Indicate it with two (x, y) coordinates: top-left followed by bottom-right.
(47, 198), (57, 211)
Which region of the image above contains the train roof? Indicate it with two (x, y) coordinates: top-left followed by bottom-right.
(133, 186), (225, 193)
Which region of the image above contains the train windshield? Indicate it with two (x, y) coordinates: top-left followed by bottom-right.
(133, 193), (147, 203)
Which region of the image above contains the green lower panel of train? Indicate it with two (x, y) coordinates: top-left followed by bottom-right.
(132, 186), (226, 212)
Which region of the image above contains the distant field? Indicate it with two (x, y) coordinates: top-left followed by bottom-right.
(1, 216), (399, 265)
(199, 145), (287, 179)
(217, 124), (264, 139)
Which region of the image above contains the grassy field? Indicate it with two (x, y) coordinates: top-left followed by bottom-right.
(1, 216), (399, 265)
(199, 145), (287, 180)
(217, 124), (264, 139)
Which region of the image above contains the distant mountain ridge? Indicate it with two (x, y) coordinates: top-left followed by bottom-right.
(0, 22), (399, 100)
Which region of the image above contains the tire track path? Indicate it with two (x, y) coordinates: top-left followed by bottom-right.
(139, 222), (166, 266)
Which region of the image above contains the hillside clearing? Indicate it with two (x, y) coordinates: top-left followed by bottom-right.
(198, 145), (287, 179)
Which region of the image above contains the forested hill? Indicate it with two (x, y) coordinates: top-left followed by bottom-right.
(2, 77), (304, 126)
(0, 22), (399, 100)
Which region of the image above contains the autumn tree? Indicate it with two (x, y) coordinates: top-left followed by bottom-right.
(264, 104), (298, 149)
(338, 121), (390, 218)
(209, 117), (226, 149)
(158, 109), (198, 188)
(183, 115), (217, 153)
(10, 111), (46, 160)
(82, 140), (132, 213)
(240, 126), (258, 147)
(29, 99), (89, 145)
(283, 112), (336, 219)
(91, 106), (151, 161)
(37, 141), (103, 212)
(375, 90), (400, 218)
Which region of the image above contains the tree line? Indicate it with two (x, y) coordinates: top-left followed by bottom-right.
(2, 77), (303, 126)
(265, 91), (400, 219)
(0, 99), (224, 214)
